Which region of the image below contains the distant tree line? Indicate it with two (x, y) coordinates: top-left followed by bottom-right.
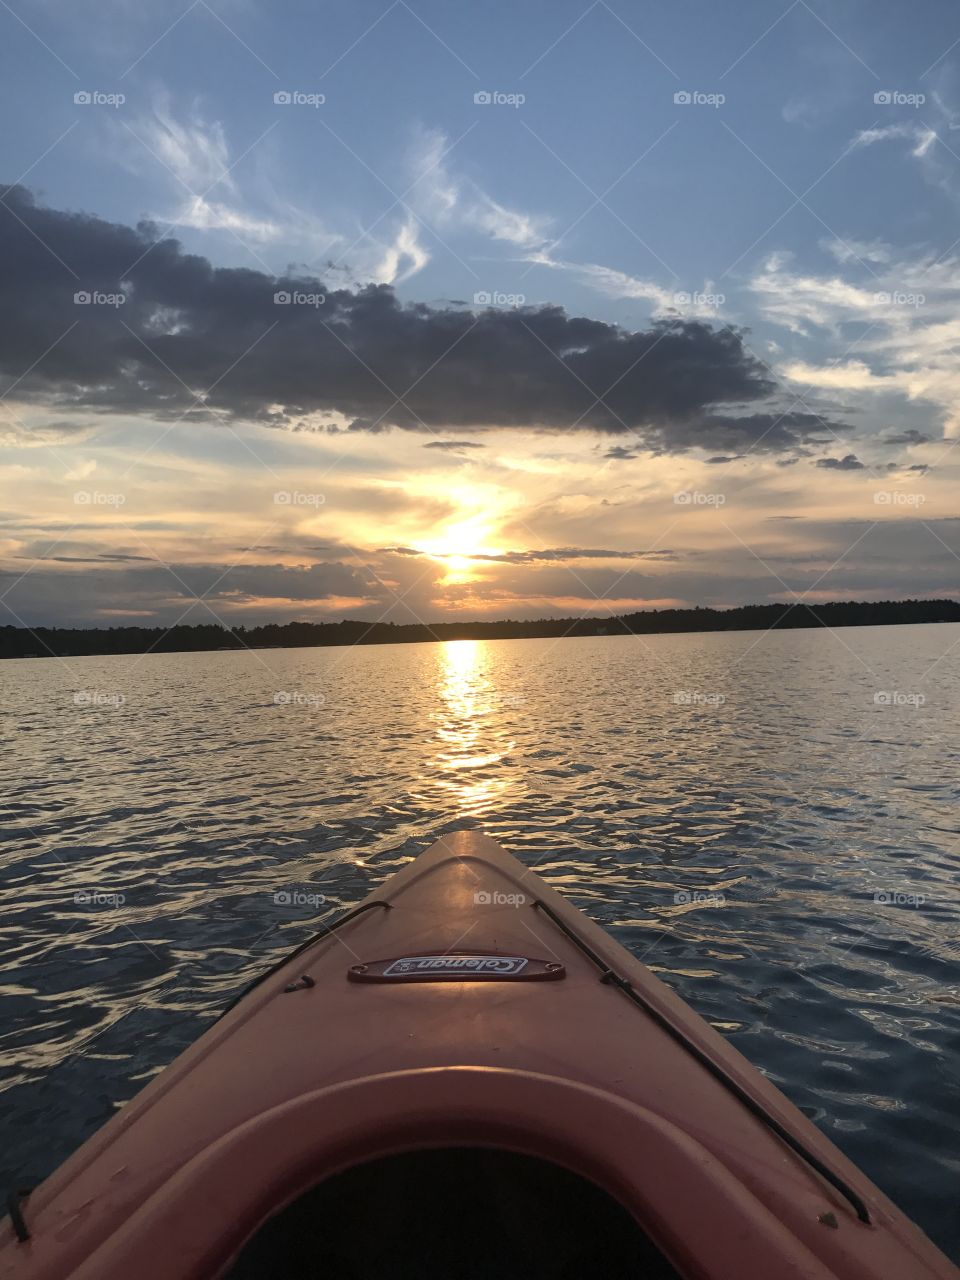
(1, 599), (958, 659)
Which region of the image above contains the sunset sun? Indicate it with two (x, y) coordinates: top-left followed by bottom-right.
(417, 495), (506, 585)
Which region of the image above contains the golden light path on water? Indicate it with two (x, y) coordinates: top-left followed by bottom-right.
(432, 639), (516, 816)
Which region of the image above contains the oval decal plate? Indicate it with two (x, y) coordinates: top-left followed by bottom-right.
(348, 952), (565, 983)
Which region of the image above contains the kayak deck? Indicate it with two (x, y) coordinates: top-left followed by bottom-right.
(2, 830), (958, 1279)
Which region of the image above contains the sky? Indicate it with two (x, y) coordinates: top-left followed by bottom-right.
(1, 0), (959, 628)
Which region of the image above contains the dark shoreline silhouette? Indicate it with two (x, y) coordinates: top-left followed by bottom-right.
(2, 598), (958, 659)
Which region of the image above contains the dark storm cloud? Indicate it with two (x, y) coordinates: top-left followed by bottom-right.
(379, 545), (678, 564)
(0, 558), (379, 627)
(161, 560), (375, 602)
(422, 440), (486, 450)
(20, 553), (157, 563)
(0, 418), (95, 446)
(473, 548), (679, 564)
(0, 184), (842, 451)
(814, 454), (865, 470)
(683, 413), (839, 454)
(882, 429), (934, 445)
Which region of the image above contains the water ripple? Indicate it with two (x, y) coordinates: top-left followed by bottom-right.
(1, 626), (958, 1259)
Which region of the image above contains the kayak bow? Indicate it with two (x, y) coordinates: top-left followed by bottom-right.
(2, 831), (957, 1279)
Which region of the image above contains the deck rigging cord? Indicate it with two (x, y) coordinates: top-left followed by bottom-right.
(531, 897), (872, 1225)
(217, 899), (391, 1019)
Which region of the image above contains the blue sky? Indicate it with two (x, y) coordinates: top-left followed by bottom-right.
(8, 0), (955, 303)
(1, 0), (958, 625)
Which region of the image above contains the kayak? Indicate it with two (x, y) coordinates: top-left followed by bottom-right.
(2, 830), (957, 1279)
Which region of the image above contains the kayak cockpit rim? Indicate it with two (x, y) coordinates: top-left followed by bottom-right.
(54, 1067), (862, 1280)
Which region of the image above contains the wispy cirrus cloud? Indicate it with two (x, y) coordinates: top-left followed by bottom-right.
(852, 121), (937, 159)
(114, 96), (431, 284)
(752, 243), (960, 437)
(406, 129), (703, 312)
(408, 126), (549, 249)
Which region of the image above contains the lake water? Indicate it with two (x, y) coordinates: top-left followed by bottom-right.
(1, 623), (959, 1259)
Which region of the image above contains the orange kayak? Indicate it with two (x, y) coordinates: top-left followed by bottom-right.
(2, 831), (957, 1279)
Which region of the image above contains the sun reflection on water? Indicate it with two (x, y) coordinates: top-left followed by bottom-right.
(432, 640), (515, 815)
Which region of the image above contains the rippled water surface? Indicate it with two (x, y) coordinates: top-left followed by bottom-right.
(2, 624), (959, 1259)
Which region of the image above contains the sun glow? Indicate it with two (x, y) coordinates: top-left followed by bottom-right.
(420, 509), (503, 585)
